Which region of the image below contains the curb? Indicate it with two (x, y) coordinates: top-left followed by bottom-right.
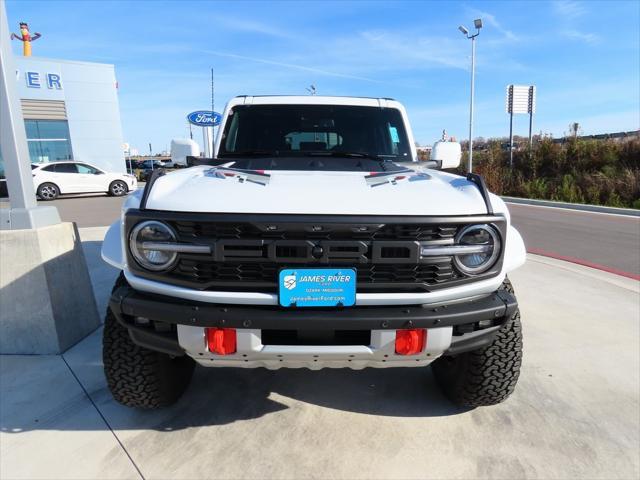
(527, 248), (640, 281)
(503, 196), (640, 217)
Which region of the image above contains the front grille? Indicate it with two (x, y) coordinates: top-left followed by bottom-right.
(173, 221), (458, 242)
(172, 259), (456, 292)
(125, 211), (506, 294)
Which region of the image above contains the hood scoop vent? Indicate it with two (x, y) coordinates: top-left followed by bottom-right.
(365, 170), (430, 188)
(205, 166), (271, 186)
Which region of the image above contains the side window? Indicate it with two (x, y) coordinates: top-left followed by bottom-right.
(76, 164), (97, 174)
(224, 110), (240, 152)
(54, 163), (78, 174)
(388, 124), (401, 155)
(42, 165), (57, 172)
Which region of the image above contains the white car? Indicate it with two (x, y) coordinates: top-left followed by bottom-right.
(32, 161), (137, 200)
(101, 96), (526, 409)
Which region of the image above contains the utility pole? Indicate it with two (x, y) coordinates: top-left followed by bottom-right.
(468, 34), (476, 172)
(458, 19), (483, 173)
(210, 68), (215, 157)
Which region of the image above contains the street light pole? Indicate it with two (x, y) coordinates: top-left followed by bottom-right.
(459, 19), (482, 173)
(468, 35), (476, 173)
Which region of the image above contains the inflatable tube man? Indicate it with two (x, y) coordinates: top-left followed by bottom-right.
(11, 22), (41, 57)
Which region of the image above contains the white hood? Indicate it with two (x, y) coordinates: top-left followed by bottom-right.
(143, 166), (490, 216)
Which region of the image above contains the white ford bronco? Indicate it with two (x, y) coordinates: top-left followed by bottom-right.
(101, 96), (526, 409)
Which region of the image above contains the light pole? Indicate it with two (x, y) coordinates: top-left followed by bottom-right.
(458, 19), (482, 173)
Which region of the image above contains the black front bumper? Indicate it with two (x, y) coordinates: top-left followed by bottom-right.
(109, 286), (517, 356)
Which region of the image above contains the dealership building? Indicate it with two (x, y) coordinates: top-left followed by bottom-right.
(0, 56), (126, 183)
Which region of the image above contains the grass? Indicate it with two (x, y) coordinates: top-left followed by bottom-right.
(456, 137), (640, 209)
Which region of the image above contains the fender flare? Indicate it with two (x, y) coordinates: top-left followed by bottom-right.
(102, 220), (124, 269)
(503, 225), (526, 273)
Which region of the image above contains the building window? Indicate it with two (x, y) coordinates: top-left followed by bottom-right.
(25, 120), (73, 163)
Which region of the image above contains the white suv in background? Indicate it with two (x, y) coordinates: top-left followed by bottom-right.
(32, 161), (137, 200)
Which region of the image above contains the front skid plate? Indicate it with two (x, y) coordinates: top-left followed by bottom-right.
(178, 326), (453, 369)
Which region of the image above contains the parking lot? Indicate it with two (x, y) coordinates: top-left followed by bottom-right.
(1, 194), (639, 479)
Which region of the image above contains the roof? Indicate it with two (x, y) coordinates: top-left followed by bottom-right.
(228, 95), (402, 108)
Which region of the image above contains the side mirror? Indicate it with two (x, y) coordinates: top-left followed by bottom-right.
(430, 141), (461, 169)
(94, 171), (104, 175)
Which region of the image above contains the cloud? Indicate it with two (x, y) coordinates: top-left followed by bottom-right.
(213, 16), (294, 39)
(201, 49), (380, 82)
(553, 1), (588, 19)
(342, 30), (469, 71)
(467, 9), (519, 42)
(552, 2), (598, 46)
(561, 29), (600, 44)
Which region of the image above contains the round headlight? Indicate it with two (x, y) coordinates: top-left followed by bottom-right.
(129, 220), (177, 271)
(454, 224), (501, 275)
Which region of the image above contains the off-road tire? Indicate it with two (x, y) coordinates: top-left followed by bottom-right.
(102, 273), (195, 409)
(37, 182), (59, 200)
(432, 278), (522, 408)
(108, 180), (128, 196)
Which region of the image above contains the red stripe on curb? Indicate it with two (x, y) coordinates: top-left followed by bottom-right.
(527, 248), (640, 281)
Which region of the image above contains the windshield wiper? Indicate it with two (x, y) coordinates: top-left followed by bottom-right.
(305, 151), (390, 161)
(220, 150), (279, 157)
(311, 151), (399, 171)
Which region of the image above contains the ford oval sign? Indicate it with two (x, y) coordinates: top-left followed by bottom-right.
(187, 111), (222, 127)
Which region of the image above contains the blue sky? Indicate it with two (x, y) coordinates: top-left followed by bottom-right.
(7, 0), (640, 154)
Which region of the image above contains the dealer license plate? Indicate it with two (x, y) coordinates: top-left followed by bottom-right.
(279, 268), (356, 308)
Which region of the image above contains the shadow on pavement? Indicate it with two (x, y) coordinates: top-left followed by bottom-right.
(1, 346), (467, 435)
(1, 230), (467, 437)
(151, 364), (467, 428)
(108, 365), (469, 432)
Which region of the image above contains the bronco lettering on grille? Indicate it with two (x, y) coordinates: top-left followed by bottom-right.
(212, 239), (421, 264)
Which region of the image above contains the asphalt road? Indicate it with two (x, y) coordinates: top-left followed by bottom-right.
(2, 193), (639, 278)
(508, 203), (640, 278)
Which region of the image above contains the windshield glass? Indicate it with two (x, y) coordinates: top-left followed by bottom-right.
(218, 104), (412, 171)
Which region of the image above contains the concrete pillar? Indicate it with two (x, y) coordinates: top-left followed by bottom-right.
(0, 0), (60, 229)
(0, 222), (101, 354)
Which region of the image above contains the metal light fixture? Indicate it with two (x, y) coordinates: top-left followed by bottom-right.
(458, 18), (483, 173)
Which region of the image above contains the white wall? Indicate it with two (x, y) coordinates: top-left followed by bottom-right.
(15, 57), (126, 173)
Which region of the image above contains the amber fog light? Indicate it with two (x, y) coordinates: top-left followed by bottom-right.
(206, 328), (237, 355)
(395, 329), (427, 355)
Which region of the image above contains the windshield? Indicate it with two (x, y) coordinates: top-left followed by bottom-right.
(218, 104), (412, 171)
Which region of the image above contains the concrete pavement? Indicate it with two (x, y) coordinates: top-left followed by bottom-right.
(1, 227), (638, 479)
